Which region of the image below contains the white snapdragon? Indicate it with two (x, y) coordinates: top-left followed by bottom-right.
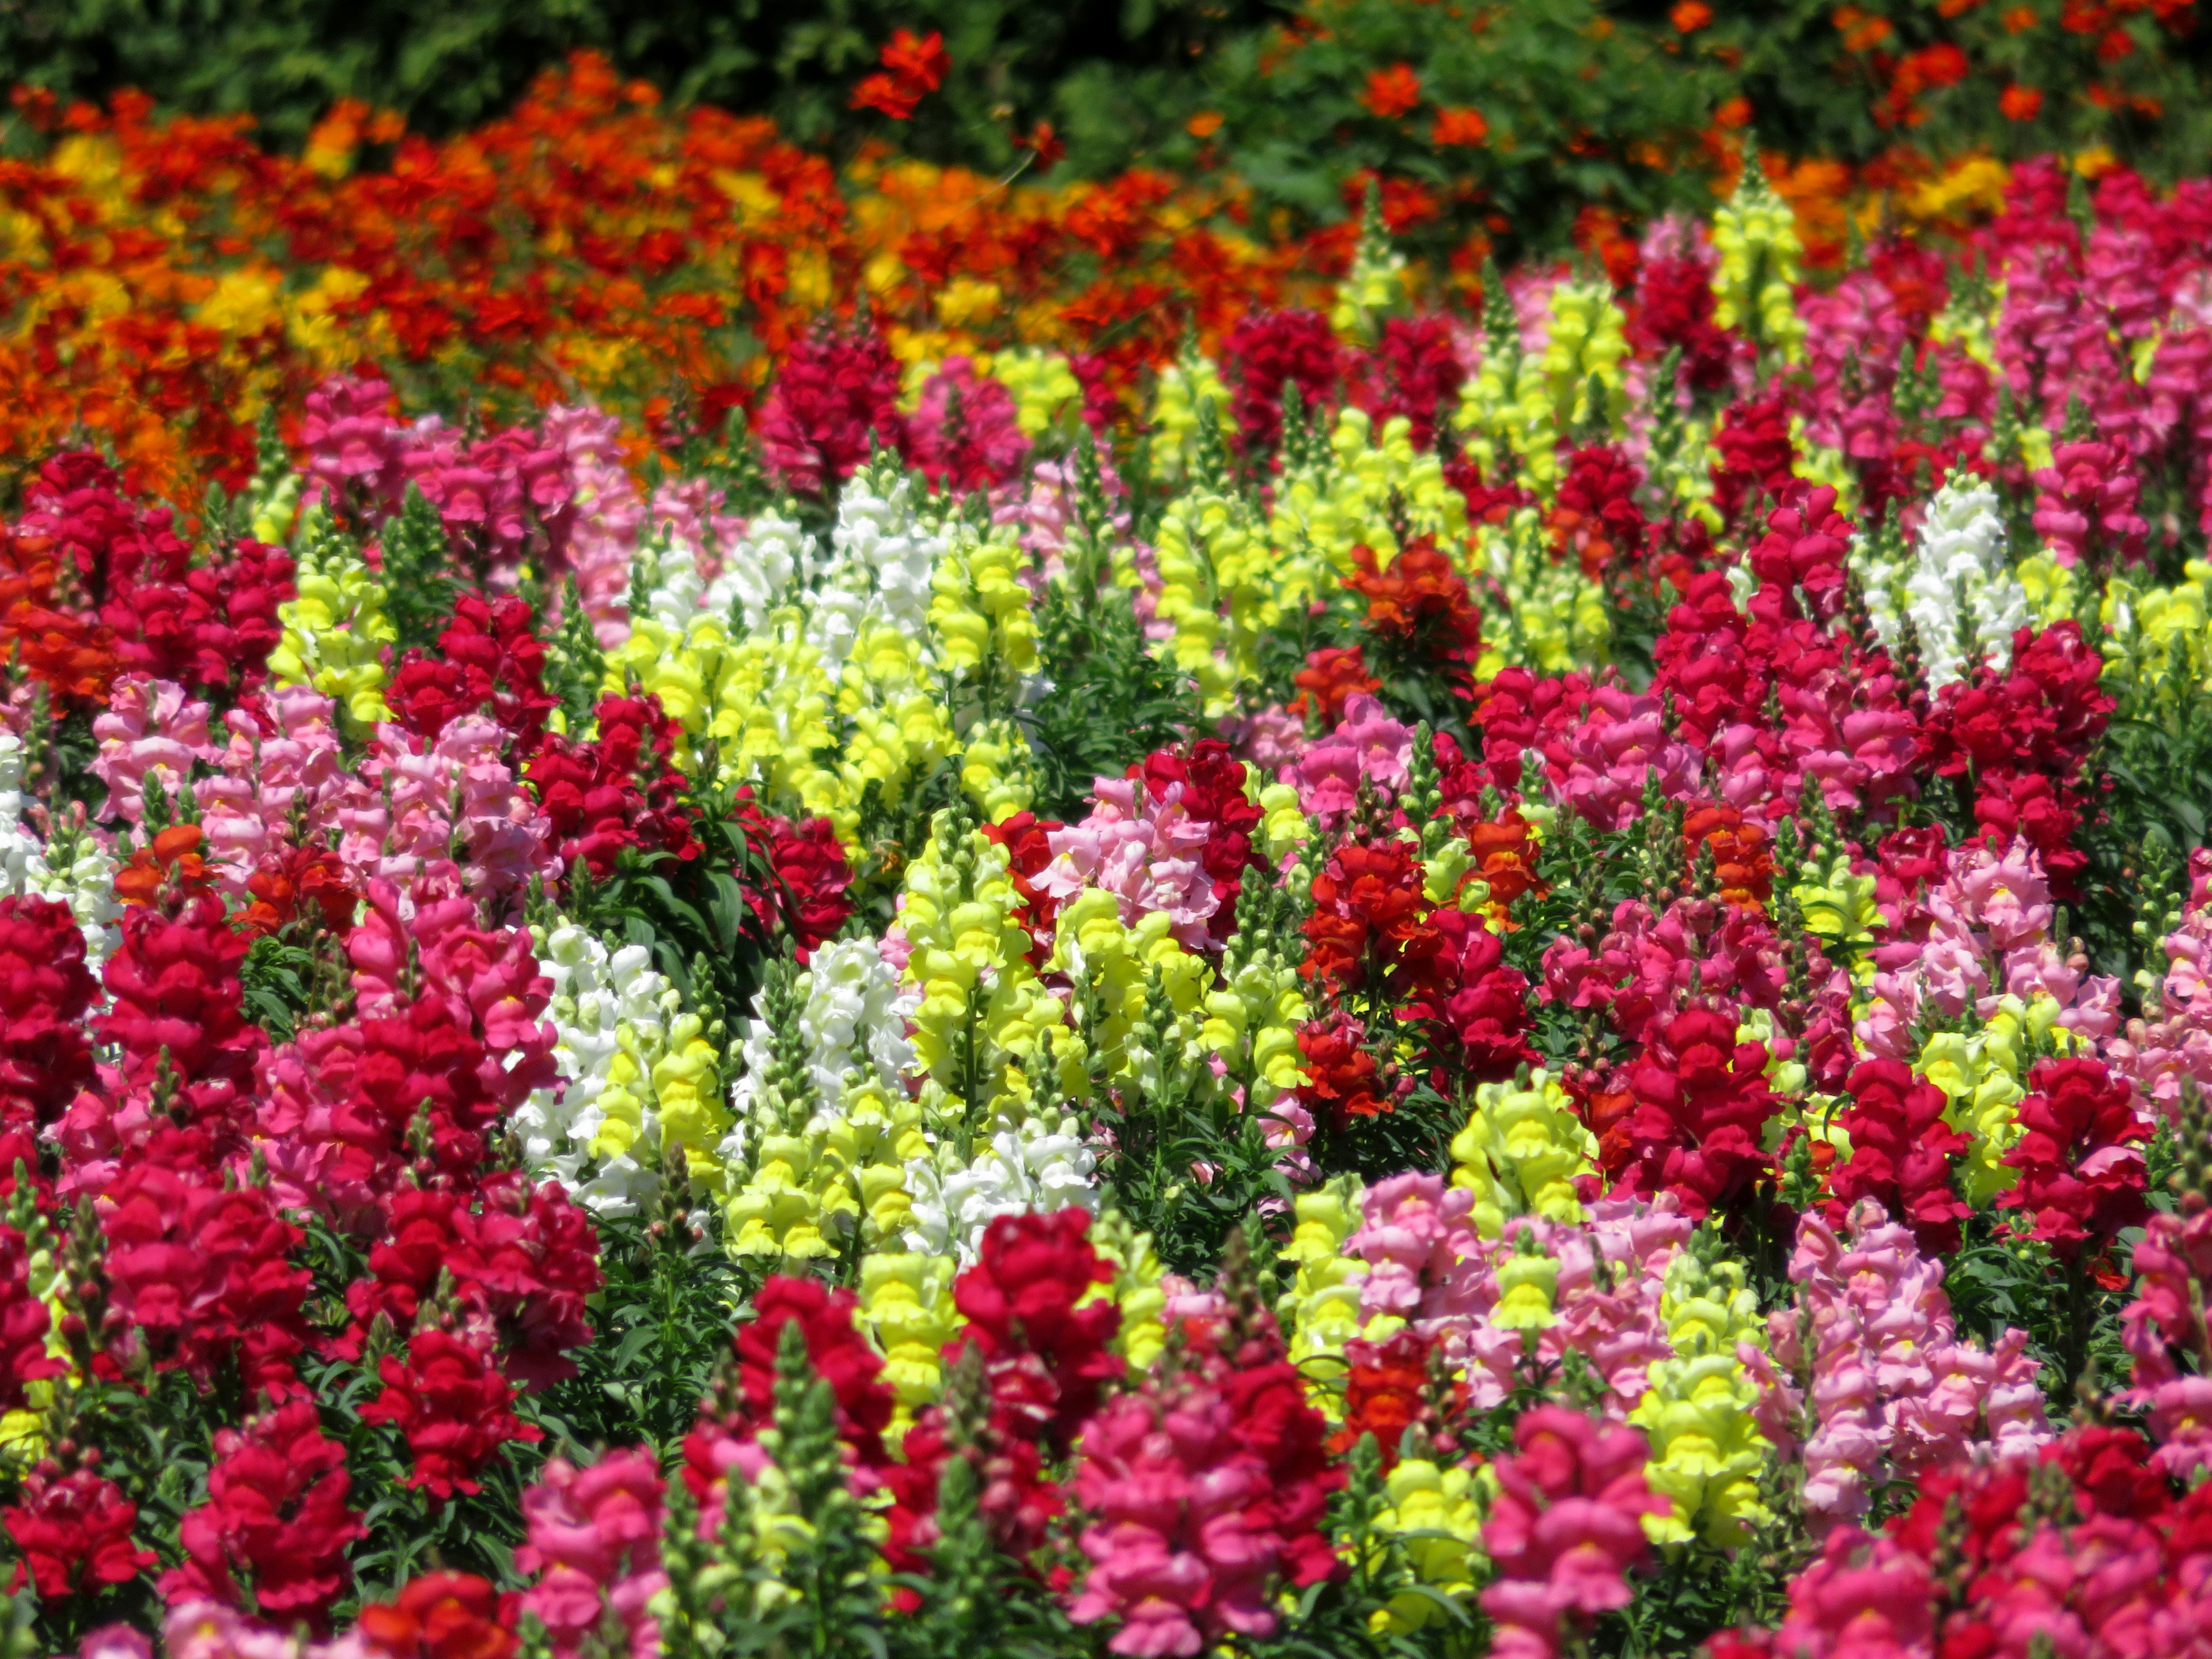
(720, 933), (915, 1167)
(0, 732), (120, 968)
(902, 1116), (1100, 1264)
(1861, 478), (2027, 690)
(517, 920), (681, 1213)
(628, 532), (707, 630)
(807, 470), (944, 672)
(703, 510), (816, 635)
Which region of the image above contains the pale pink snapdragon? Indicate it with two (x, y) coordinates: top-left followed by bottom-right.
(90, 675), (216, 826)
(1037, 775), (1219, 946)
(1291, 692), (1411, 821)
(1778, 1201), (2050, 1534)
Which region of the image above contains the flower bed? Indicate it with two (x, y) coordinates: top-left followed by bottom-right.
(4, 118), (2212, 1659)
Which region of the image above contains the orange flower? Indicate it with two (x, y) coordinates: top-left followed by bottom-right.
(1187, 110), (1224, 139)
(1832, 4), (1896, 48)
(2003, 2), (2039, 25)
(1361, 64), (1423, 119)
(851, 29), (949, 120)
(1671, 0), (1714, 29)
(2098, 23), (2137, 56)
(1431, 105), (1491, 146)
(1937, 0), (1987, 14)
(1715, 95), (1754, 128)
(2002, 83), (2047, 119)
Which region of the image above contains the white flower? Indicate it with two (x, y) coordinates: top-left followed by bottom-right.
(806, 472), (944, 672)
(1859, 478), (2027, 690)
(703, 511), (815, 634)
(902, 1116), (1099, 1264)
(628, 534), (707, 630)
(0, 733), (120, 968)
(721, 933), (916, 1169)
(517, 922), (680, 1211)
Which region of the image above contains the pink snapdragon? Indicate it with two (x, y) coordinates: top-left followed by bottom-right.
(1479, 1406), (1667, 1659)
(517, 1450), (666, 1659)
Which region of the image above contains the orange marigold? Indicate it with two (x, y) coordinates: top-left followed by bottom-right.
(1431, 105), (1491, 146)
(1361, 64), (1423, 119)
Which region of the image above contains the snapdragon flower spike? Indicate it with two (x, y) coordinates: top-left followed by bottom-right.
(516, 1448), (665, 1659)
(10, 452), (294, 695)
(1063, 1305), (1339, 1656)
(1479, 1406), (1668, 1659)
(3, 1465), (155, 1602)
(360, 1327), (545, 1499)
(757, 324), (904, 495)
(160, 1400), (364, 1630)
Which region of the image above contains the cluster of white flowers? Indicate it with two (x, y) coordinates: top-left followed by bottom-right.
(702, 509), (815, 635)
(902, 1115), (1100, 1264)
(626, 531), (709, 631)
(806, 467), (944, 673)
(517, 919), (683, 1214)
(1861, 478), (2028, 689)
(719, 934), (916, 1167)
(0, 732), (120, 968)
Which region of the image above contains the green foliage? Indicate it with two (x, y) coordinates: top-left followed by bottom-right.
(1027, 575), (1202, 824)
(378, 483), (459, 653)
(0, 0), (1279, 175)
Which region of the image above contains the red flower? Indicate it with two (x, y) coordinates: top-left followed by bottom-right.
(1609, 1007), (1781, 1219)
(757, 325), (904, 494)
(10, 452), (293, 694)
(527, 694), (699, 880)
(1997, 1056), (2150, 1258)
(1824, 1058), (1973, 1253)
(0, 1222), (62, 1412)
(765, 815), (854, 958)
(357, 1571), (518, 1659)
(1354, 314), (1467, 449)
(0, 895), (97, 1134)
(1328, 1331), (1446, 1469)
(390, 593), (557, 745)
(703, 1275), (895, 1474)
(854, 30), (949, 118)
(95, 891), (264, 1145)
(953, 1209), (1123, 1452)
(362, 1329), (544, 1499)
(3, 1467), (153, 1600)
(1293, 645), (1380, 725)
(1550, 446), (1649, 579)
(161, 1400), (364, 1628)
(1222, 310), (1342, 456)
(1295, 1011), (1396, 1131)
(1345, 536), (1484, 695)
(101, 1166), (312, 1402)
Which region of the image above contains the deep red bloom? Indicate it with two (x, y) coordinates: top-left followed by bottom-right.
(362, 1328), (544, 1499)
(0, 895), (97, 1133)
(1550, 445), (1649, 579)
(526, 694), (699, 879)
(390, 593), (558, 745)
(1997, 1056), (2150, 1258)
(161, 1400), (364, 1627)
(3, 1468), (153, 1600)
(1355, 314), (1466, 449)
(1222, 309), (1341, 455)
(953, 1209), (1123, 1452)
(764, 815), (853, 958)
(757, 325), (903, 494)
(1825, 1058), (1973, 1254)
(101, 1166), (312, 1401)
(9, 452), (293, 694)
(1609, 1007), (1781, 1219)
(0, 1221), (62, 1411)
